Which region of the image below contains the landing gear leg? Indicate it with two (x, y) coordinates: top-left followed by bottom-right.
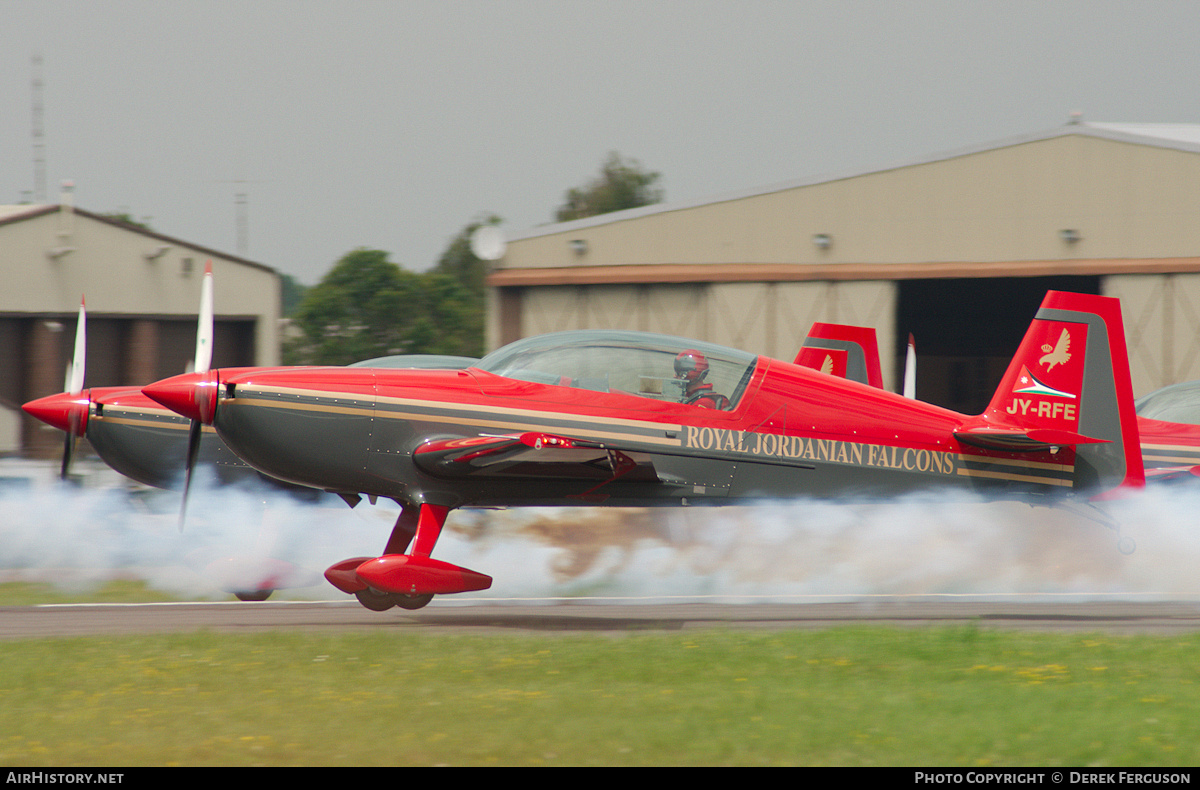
(383, 505), (419, 555)
(347, 503), (451, 612)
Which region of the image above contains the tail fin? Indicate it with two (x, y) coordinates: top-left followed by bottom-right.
(795, 323), (884, 389)
(955, 291), (1143, 493)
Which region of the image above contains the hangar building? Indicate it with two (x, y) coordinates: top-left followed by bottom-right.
(0, 200), (280, 456)
(489, 121), (1200, 415)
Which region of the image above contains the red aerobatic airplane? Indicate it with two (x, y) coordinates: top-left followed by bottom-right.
(141, 291), (1144, 612)
(22, 264), (476, 493)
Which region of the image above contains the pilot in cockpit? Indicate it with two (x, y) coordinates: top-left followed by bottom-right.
(674, 349), (731, 410)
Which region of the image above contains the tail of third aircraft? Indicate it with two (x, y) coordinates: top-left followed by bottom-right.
(955, 291), (1144, 494)
(795, 323), (885, 389)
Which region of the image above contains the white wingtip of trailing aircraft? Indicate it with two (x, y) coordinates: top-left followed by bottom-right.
(903, 333), (916, 400)
(192, 261), (214, 374)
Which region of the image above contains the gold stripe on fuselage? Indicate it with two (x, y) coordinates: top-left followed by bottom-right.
(226, 389), (683, 448)
(954, 452), (1074, 487)
(239, 384), (688, 434)
(1140, 443), (1200, 466)
(227, 386), (1077, 488)
(954, 467), (1073, 486)
(94, 415), (217, 433)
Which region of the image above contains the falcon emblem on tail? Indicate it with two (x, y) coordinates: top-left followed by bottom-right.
(1040, 328), (1071, 371)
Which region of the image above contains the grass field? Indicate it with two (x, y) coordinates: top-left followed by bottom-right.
(2, 588), (1199, 766)
(0, 579), (189, 606)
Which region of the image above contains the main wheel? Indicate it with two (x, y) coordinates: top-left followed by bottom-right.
(393, 593), (434, 610)
(355, 588), (396, 611)
(234, 589), (274, 602)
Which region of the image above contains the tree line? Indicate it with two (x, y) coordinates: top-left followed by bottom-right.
(283, 153), (662, 364)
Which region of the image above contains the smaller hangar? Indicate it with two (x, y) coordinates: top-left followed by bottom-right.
(0, 201), (280, 456)
(489, 122), (1200, 414)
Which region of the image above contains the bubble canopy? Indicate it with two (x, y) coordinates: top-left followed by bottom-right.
(476, 330), (758, 408)
(1136, 380), (1200, 424)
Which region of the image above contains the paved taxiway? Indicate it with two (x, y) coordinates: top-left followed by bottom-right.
(5, 598), (1200, 639)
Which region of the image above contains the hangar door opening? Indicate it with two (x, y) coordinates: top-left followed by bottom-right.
(896, 276), (1100, 415)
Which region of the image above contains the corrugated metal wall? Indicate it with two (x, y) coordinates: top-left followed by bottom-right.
(517, 280), (898, 388)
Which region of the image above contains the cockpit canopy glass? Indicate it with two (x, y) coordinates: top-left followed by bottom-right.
(1136, 380), (1200, 424)
(348, 354), (478, 369)
(477, 330), (757, 409)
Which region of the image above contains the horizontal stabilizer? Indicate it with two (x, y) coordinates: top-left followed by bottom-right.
(1144, 466), (1200, 484)
(954, 423), (1109, 452)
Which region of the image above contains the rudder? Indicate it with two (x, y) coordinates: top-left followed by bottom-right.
(955, 291), (1143, 493)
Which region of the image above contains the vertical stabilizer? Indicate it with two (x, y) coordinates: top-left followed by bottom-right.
(955, 291), (1143, 493)
(795, 323), (884, 389)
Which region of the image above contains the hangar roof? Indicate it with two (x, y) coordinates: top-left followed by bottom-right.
(509, 122), (1200, 243)
(0, 203), (273, 274)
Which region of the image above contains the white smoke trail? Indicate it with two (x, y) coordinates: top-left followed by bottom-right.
(4, 458), (1200, 602)
(407, 488), (1200, 602)
(0, 460), (392, 597)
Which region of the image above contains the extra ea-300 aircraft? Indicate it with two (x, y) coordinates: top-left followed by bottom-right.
(139, 290), (1146, 612)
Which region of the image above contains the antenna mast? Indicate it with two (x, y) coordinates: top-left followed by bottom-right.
(31, 53), (47, 203)
(236, 191), (248, 256)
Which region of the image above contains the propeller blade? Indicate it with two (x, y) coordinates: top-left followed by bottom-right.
(69, 297), (86, 394)
(193, 262), (213, 374)
(179, 263), (214, 530)
(60, 296), (86, 479)
(903, 333), (917, 400)
(60, 431), (75, 481)
(179, 418), (202, 530)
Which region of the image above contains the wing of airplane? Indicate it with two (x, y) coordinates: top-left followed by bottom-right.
(415, 432), (654, 477)
(413, 431), (658, 501)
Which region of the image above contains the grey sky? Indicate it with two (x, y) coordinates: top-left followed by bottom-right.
(3, 1), (1198, 284)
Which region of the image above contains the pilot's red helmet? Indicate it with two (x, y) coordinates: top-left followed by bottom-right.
(674, 349), (709, 381)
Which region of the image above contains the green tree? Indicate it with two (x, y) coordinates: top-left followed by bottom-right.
(283, 248), (480, 364)
(98, 211), (153, 230)
(426, 214), (503, 356)
(433, 213), (501, 300)
(555, 152), (664, 222)
(279, 273), (308, 317)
